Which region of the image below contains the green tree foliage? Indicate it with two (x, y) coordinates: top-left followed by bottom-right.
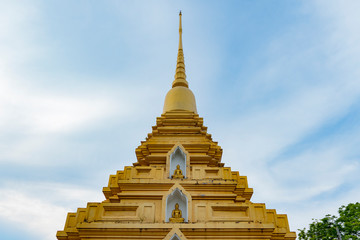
(298, 202), (360, 240)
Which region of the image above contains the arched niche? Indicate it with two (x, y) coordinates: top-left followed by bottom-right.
(163, 228), (188, 240)
(170, 233), (181, 240)
(169, 146), (186, 179)
(166, 188), (188, 223)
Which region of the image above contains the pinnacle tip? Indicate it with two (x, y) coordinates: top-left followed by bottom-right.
(179, 10), (182, 15)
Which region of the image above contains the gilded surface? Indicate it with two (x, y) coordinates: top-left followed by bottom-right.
(172, 165), (184, 179)
(57, 12), (296, 240)
(169, 203), (184, 223)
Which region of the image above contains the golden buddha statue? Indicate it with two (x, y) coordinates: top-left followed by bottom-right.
(169, 203), (184, 223)
(171, 164), (184, 179)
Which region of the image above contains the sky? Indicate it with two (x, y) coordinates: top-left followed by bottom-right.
(0, 0), (360, 239)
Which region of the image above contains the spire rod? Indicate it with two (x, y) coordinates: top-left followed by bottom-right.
(179, 11), (182, 50)
(172, 11), (188, 88)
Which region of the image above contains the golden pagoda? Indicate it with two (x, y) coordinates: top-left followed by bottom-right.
(57, 12), (296, 240)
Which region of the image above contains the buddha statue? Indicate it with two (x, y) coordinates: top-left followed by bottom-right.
(169, 203), (184, 223)
(171, 164), (184, 179)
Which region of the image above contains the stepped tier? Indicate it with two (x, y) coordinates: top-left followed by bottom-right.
(135, 110), (223, 167)
(57, 158), (295, 239)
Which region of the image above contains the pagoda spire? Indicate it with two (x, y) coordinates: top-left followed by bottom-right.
(163, 12), (197, 114)
(172, 11), (188, 88)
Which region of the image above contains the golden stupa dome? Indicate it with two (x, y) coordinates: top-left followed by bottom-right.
(163, 86), (197, 113)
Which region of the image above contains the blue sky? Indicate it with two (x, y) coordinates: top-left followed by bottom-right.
(0, 1), (360, 239)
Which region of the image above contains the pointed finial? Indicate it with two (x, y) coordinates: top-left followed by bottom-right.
(172, 11), (188, 88)
(178, 10), (183, 50)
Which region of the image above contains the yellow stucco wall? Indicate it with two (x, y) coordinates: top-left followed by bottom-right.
(57, 111), (296, 240)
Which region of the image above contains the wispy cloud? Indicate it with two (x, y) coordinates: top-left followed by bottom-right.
(0, 181), (103, 240)
(0, 1), (359, 239)
(212, 0), (360, 232)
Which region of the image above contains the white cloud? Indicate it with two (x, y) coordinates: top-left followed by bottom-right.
(1, 0), (360, 238)
(0, 78), (114, 134)
(0, 190), (66, 239)
(0, 181), (103, 240)
(0, 74), (119, 164)
(0, 1), (44, 69)
(216, 0), (360, 233)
